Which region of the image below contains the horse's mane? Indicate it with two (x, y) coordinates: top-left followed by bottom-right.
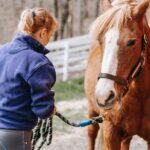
(90, 0), (138, 39)
(112, 0), (136, 6)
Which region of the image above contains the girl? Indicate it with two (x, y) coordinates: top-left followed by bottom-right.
(0, 8), (58, 150)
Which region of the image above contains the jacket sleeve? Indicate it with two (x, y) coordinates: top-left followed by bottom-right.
(27, 63), (56, 119)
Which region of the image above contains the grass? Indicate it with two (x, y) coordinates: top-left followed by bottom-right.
(52, 77), (87, 134)
(53, 77), (86, 102)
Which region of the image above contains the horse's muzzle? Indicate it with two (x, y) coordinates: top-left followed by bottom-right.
(96, 90), (116, 109)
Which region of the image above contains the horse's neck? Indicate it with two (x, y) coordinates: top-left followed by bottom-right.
(144, 18), (150, 61)
(129, 20), (149, 96)
(132, 61), (150, 100)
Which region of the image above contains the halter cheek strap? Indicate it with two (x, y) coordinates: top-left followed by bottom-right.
(98, 35), (146, 97)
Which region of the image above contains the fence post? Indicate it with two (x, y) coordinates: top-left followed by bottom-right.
(63, 42), (69, 81)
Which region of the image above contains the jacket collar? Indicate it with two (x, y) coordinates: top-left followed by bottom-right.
(14, 33), (50, 55)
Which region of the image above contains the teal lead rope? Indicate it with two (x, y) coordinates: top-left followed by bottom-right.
(32, 112), (103, 150)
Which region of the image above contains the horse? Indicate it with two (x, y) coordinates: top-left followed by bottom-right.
(84, 0), (150, 149)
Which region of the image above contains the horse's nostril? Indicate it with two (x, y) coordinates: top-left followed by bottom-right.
(105, 90), (115, 103)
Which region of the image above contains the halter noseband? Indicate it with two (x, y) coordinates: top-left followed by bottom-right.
(98, 35), (146, 97)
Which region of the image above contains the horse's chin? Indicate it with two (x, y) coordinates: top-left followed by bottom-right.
(96, 99), (116, 110)
(100, 104), (115, 110)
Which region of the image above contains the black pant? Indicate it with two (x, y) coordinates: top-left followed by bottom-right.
(0, 129), (32, 150)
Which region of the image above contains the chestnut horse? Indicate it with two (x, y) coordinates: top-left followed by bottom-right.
(84, 0), (150, 150)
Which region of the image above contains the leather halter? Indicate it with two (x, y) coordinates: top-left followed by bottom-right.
(98, 36), (146, 97)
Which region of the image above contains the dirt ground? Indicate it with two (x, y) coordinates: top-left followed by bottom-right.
(39, 99), (147, 150)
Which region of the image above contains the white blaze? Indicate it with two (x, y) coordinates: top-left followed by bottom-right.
(95, 27), (119, 104)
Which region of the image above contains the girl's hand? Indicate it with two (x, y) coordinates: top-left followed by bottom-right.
(51, 106), (57, 117)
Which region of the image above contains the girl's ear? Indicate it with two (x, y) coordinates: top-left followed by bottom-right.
(100, 0), (112, 13)
(40, 28), (47, 38)
(132, 0), (149, 21)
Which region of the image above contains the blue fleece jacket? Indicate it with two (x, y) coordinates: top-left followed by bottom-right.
(0, 33), (56, 130)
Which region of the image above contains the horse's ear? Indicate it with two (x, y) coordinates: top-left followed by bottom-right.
(132, 0), (150, 21)
(100, 0), (112, 13)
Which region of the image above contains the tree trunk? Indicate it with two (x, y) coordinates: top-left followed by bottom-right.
(54, 0), (59, 40)
(95, 0), (100, 17)
(60, 0), (70, 38)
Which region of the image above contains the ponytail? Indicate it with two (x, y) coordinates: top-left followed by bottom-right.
(18, 8), (58, 36)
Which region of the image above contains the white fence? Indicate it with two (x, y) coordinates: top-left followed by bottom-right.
(46, 35), (92, 81)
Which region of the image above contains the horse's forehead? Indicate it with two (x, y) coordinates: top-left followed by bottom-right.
(104, 22), (140, 44)
(105, 23), (135, 37)
(105, 27), (120, 44)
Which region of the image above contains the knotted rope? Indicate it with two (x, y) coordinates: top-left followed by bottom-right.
(32, 112), (103, 150)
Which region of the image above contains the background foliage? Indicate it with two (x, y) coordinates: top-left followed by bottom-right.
(0, 0), (101, 43)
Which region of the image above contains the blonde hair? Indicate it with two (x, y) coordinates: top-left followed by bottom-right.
(18, 8), (58, 36)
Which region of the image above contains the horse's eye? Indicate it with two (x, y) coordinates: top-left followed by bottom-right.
(127, 39), (136, 47)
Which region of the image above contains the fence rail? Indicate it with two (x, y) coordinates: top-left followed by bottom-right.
(46, 34), (92, 81)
